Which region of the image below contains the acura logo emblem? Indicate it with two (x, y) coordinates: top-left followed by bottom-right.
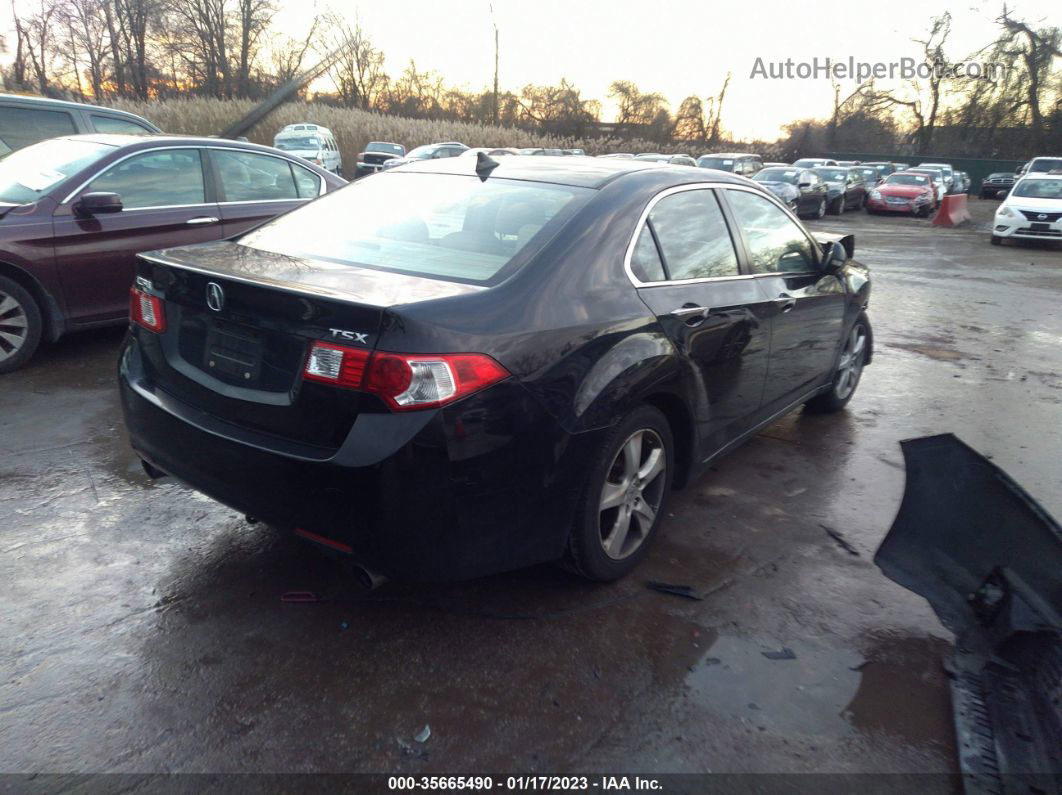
(1037, 213), (1048, 220)
(206, 282), (225, 312)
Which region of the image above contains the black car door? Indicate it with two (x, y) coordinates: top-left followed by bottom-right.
(209, 148), (325, 239)
(630, 186), (774, 456)
(720, 187), (847, 414)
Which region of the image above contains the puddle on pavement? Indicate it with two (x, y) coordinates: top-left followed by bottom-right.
(685, 632), (956, 752)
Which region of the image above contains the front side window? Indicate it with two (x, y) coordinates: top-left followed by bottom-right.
(90, 115), (152, 135)
(239, 172), (592, 284)
(0, 106), (77, 153)
(87, 149), (205, 209)
(726, 190), (817, 275)
(645, 189), (739, 281)
(214, 150), (298, 202)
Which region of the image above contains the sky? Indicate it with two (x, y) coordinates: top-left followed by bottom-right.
(4, 0), (1058, 140)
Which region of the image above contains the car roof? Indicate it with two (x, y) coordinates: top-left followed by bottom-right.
(51, 133), (327, 158)
(699, 152), (758, 158)
(1017, 172), (1062, 180)
(0, 92), (159, 127)
(383, 154), (753, 190)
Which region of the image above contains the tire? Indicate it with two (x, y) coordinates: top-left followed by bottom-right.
(813, 198), (826, 219)
(828, 196), (843, 215)
(565, 405), (674, 582)
(0, 275), (43, 374)
(990, 235), (1002, 246)
(805, 314), (869, 414)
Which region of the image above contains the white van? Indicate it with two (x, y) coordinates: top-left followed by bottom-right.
(273, 123), (342, 176)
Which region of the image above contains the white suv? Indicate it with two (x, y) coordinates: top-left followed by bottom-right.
(991, 172), (1062, 245)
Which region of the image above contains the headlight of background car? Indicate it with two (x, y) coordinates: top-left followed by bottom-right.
(870, 190), (881, 200)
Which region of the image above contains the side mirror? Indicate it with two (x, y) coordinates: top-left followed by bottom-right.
(821, 240), (848, 271)
(76, 192), (123, 215)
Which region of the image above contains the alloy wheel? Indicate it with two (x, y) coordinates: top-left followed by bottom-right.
(598, 428), (667, 560)
(834, 324), (867, 400)
(0, 289), (29, 364)
(816, 198), (826, 218)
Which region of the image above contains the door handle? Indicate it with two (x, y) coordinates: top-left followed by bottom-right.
(670, 304), (710, 326)
(775, 295), (797, 313)
(186, 216), (220, 225)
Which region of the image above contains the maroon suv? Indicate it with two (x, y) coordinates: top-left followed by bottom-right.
(0, 134), (345, 372)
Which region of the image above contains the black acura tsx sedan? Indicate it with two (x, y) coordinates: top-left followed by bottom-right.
(120, 155), (872, 583)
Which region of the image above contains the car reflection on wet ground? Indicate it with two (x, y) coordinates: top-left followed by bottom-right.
(1, 199), (1060, 778)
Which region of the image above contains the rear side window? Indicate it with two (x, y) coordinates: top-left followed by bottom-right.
(630, 223), (666, 282)
(214, 150), (298, 202)
(725, 190), (817, 275)
(239, 172), (592, 284)
(291, 162), (322, 198)
(645, 189), (739, 281)
(0, 106), (77, 153)
(90, 115), (152, 135)
(87, 149), (205, 209)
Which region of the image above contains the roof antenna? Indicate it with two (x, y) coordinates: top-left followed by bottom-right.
(475, 151), (500, 181)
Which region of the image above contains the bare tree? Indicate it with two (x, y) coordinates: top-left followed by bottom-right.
(997, 5), (1062, 151)
(321, 12), (388, 110)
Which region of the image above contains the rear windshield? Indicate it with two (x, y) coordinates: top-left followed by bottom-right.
(238, 172), (593, 285)
(0, 138), (114, 204)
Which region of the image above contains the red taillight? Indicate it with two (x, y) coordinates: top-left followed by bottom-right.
(303, 341), (370, 388)
(302, 342), (509, 410)
(130, 287), (165, 333)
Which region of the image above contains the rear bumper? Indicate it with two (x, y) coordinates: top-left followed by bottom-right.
(119, 336), (596, 581)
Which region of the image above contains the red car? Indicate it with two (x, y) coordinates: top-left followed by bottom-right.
(0, 134), (345, 372)
(865, 171), (938, 217)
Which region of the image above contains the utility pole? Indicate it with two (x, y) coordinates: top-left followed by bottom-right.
(490, 4), (499, 125)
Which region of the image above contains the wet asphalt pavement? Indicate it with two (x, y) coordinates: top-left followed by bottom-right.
(2, 199), (1061, 778)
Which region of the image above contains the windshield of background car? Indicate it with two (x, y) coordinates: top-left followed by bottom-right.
(238, 173), (594, 285)
(858, 168), (878, 182)
(1011, 179), (1062, 199)
(887, 174), (929, 187)
(910, 169), (941, 181)
(367, 142), (404, 155)
(812, 168), (847, 182)
(406, 145), (440, 159)
(754, 168), (798, 184)
(696, 157), (736, 170)
(0, 138), (114, 204)
(274, 136), (320, 151)
(1029, 158), (1062, 173)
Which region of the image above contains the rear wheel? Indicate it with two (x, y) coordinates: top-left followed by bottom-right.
(806, 315), (868, 414)
(565, 405), (673, 581)
(0, 275), (42, 374)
